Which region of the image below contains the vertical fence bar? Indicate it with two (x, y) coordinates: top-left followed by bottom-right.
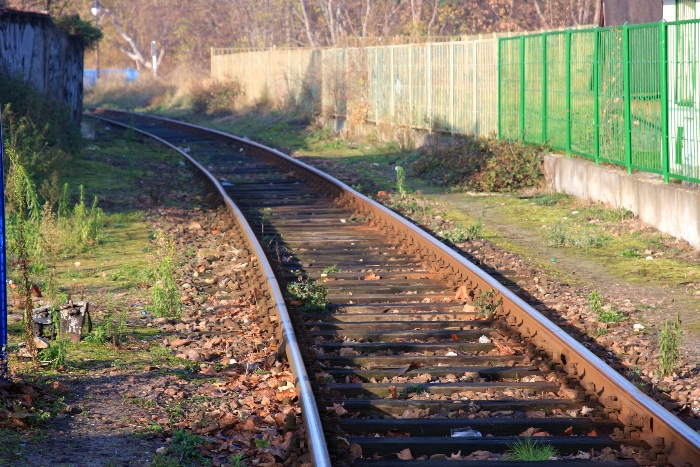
(374, 47), (379, 124)
(473, 43), (478, 135)
(542, 33), (548, 143)
(409, 46), (413, 127)
(496, 38), (503, 139)
(593, 28), (601, 165)
(520, 35), (526, 140)
(566, 30), (572, 156)
(450, 42), (455, 133)
(390, 46), (395, 124)
(623, 23), (633, 173)
(0, 119), (7, 382)
(660, 21), (670, 183)
(427, 44), (433, 132)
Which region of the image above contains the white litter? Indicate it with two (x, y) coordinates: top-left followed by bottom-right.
(478, 335), (491, 344)
(451, 427), (482, 437)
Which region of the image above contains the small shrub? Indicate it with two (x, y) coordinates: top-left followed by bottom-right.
(147, 231), (182, 318)
(322, 265), (342, 274)
(53, 15), (103, 49)
(506, 437), (558, 461)
(412, 136), (543, 192)
(658, 314), (682, 378)
(287, 271), (328, 313)
(620, 248), (642, 258)
(395, 165), (411, 197)
(170, 429), (205, 462)
(38, 339), (68, 370)
(473, 290), (502, 318)
(588, 290), (624, 323)
(547, 221), (609, 250)
(191, 80), (243, 116)
(439, 218), (482, 243)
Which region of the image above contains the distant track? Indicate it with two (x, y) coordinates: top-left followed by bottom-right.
(88, 109), (700, 467)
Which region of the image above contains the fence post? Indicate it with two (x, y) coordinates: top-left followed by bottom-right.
(566, 29), (572, 157)
(593, 29), (601, 165)
(409, 46), (413, 127)
(660, 21), (670, 183)
(520, 35), (526, 141)
(390, 46), (395, 125)
(450, 42), (455, 133)
(542, 33), (548, 144)
(497, 38), (502, 139)
(0, 119), (7, 382)
(427, 44), (433, 133)
(623, 23), (633, 173)
(473, 42), (478, 135)
(375, 47), (379, 124)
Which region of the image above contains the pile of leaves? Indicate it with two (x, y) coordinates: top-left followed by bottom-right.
(0, 379), (68, 429)
(411, 136), (544, 192)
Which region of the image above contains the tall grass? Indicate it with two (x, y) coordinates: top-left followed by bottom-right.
(147, 231), (182, 318)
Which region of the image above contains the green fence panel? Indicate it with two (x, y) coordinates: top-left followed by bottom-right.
(597, 27), (627, 165)
(544, 33), (568, 150)
(431, 43), (451, 131)
(523, 34), (544, 144)
(411, 46), (429, 129)
(499, 37), (521, 140)
(628, 24), (664, 174)
(393, 45), (411, 127)
(570, 30), (597, 159)
(667, 20), (700, 182)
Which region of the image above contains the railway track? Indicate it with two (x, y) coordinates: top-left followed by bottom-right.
(88, 109), (700, 467)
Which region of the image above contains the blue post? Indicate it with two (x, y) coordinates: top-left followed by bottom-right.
(0, 119), (7, 381)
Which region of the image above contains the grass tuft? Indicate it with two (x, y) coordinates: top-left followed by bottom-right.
(506, 437), (558, 461)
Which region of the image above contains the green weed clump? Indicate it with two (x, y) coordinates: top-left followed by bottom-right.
(170, 429), (206, 463)
(147, 231), (182, 318)
(658, 314), (682, 378)
(37, 339), (68, 370)
(547, 220), (609, 250)
(588, 290), (624, 323)
(191, 80), (244, 116)
(473, 289), (502, 318)
(287, 271), (329, 313)
(412, 136), (543, 192)
(439, 218), (482, 243)
(532, 192), (570, 206)
(506, 437), (558, 461)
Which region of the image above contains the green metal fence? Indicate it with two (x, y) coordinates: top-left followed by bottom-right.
(499, 19), (700, 183)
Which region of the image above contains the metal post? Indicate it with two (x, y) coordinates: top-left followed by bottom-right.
(520, 35), (526, 140)
(497, 39), (502, 139)
(566, 30), (572, 156)
(660, 21), (670, 183)
(409, 46), (413, 127)
(450, 42), (454, 133)
(542, 34), (548, 144)
(151, 41), (157, 78)
(593, 29), (601, 165)
(0, 120), (8, 382)
(427, 44), (432, 132)
(390, 46), (395, 125)
(623, 24), (633, 173)
(374, 47), (379, 124)
(473, 42), (478, 135)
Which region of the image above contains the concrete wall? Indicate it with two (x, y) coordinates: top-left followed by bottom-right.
(544, 154), (700, 249)
(0, 8), (84, 123)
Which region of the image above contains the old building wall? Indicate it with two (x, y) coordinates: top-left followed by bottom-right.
(0, 8), (84, 123)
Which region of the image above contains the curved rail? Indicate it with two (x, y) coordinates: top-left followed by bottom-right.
(86, 112), (332, 467)
(89, 108), (700, 467)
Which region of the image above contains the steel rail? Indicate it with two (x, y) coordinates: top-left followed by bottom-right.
(89, 109), (700, 467)
(86, 112), (332, 467)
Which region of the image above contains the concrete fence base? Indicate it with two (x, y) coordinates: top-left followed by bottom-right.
(544, 154), (700, 249)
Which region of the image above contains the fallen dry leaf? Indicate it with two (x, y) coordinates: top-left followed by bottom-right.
(364, 272), (381, 281)
(389, 385), (397, 399)
(564, 426), (574, 436)
(396, 448), (413, 460)
(493, 340), (516, 356)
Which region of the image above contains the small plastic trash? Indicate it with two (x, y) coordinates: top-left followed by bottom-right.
(451, 426), (482, 437)
(478, 335), (491, 344)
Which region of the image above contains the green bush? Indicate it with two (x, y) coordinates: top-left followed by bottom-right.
(412, 136), (544, 192)
(53, 15), (103, 49)
(190, 80), (243, 116)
